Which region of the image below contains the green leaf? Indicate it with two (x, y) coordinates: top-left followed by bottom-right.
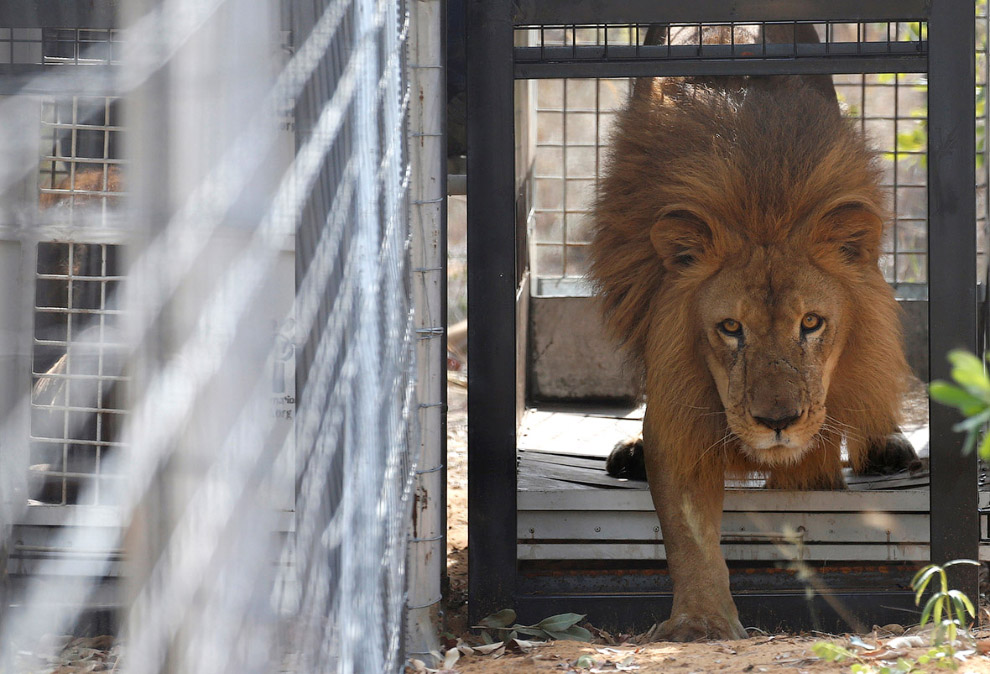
(929, 381), (987, 415)
(951, 409), (990, 433)
(920, 592), (941, 628)
(895, 657), (916, 673)
(812, 641), (855, 662)
(941, 559), (981, 569)
(478, 608), (517, 629)
(509, 626), (548, 638)
(947, 589), (976, 618)
(912, 565), (940, 603)
(533, 612), (586, 632)
(544, 625), (593, 642)
(961, 429), (978, 457)
(574, 654), (596, 669)
(947, 350), (990, 396)
(979, 432), (990, 460)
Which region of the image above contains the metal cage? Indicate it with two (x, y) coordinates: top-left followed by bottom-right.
(466, 0), (979, 632)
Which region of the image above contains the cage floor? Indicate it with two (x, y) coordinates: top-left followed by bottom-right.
(517, 403), (931, 492)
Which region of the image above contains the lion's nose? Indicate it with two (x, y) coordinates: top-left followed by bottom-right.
(753, 411), (802, 432)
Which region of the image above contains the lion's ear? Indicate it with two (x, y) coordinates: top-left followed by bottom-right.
(816, 200), (884, 264)
(650, 209), (714, 272)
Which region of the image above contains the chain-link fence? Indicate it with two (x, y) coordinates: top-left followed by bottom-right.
(0, 0), (422, 671)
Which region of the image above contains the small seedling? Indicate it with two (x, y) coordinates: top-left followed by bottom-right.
(911, 560), (979, 651)
(811, 560), (979, 673)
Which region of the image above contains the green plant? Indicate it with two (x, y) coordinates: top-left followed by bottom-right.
(911, 560), (979, 648)
(474, 608), (592, 643)
(929, 350), (990, 459)
(812, 641), (920, 674)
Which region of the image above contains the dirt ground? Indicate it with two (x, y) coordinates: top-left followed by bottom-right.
(437, 379), (990, 674)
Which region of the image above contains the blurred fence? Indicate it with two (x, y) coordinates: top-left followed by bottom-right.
(0, 0), (421, 672)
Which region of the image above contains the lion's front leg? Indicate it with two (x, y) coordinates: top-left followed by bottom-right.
(856, 431), (921, 475)
(644, 431), (746, 641)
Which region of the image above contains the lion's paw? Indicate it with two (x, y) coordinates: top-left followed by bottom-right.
(605, 435), (646, 480)
(858, 431), (921, 476)
(648, 613), (747, 642)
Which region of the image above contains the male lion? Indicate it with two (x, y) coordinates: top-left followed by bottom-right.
(589, 27), (917, 641)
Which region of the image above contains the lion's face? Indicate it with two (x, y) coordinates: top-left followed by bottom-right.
(696, 245), (848, 466)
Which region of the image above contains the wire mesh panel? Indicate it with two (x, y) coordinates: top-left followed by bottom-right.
(31, 242), (126, 507)
(521, 19), (990, 302)
(0, 0), (417, 672)
(284, 0), (413, 670)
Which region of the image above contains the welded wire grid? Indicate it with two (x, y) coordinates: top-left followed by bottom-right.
(515, 20), (926, 63)
(523, 21), (956, 299)
(979, 1), (989, 288)
(282, 0), (414, 670)
(0, 1), (416, 673)
(30, 243), (126, 507)
(38, 29), (124, 214)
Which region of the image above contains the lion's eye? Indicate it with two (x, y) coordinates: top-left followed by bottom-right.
(801, 313), (824, 333)
(718, 319), (743, 337)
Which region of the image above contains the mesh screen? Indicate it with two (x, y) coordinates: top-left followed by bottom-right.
(521, 19), (988, 302)
(0, 1), (418, 672)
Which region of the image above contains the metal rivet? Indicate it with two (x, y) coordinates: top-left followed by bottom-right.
(594, 526), (601, 533)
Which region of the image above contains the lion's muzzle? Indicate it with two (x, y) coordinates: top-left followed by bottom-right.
(752, 409), (802, 432)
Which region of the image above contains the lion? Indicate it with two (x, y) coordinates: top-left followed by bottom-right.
(589, 26), (917, 641)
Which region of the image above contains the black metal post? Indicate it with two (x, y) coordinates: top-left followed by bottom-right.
(466, 0), (517, 622)
(928, 0), (980, 596)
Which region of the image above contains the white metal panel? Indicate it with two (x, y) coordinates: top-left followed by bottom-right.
(519, 487), (931, 512)
(519, 510), (930, 544)
(519, 542), (932, 562)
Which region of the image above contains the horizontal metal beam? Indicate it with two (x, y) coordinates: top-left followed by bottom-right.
(517, 41), (926, 62)
(515, 592), (920, 634)
(0, 3), (118, 28)
(515, 54), (927, 79)
(513, 0), (930, 27)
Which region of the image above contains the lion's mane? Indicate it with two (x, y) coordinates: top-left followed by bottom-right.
(589, 77), (909, 484)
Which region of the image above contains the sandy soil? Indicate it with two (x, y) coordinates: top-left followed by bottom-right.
(437, 633), (990, 674)
(438, 379), (990, 674)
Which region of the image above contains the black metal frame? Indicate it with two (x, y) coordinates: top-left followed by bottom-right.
(467, 0), (978, 630)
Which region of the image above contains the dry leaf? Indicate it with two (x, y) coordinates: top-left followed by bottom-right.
(885, 635), (925, 649)
(442, 648), (460, 670)
(472, 642), (504, 655)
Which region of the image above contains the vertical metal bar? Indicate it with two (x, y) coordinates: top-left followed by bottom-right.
(348, 1), (385, 668)
(893, 72), (900, 285)
(561, 79), (568, 276)
(406, 0), (446, 658)
(466, 0), (517, 622)
(928, 0), (979, 595)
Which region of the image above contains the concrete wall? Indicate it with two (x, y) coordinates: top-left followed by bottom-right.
(529, 296), (929, 402)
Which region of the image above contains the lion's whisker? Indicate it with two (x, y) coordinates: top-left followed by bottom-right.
(692, 430), (734, 470)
